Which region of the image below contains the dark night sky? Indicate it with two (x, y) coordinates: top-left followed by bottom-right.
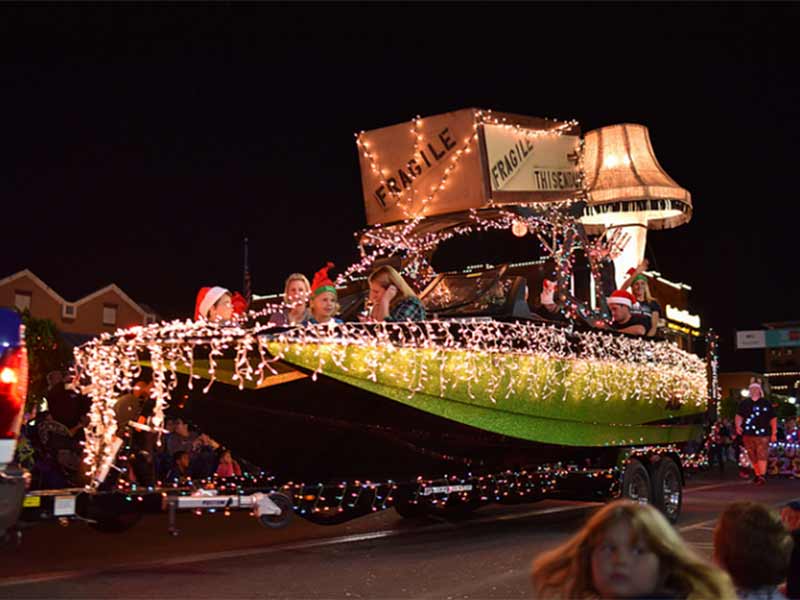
(1, 3), (798, 371)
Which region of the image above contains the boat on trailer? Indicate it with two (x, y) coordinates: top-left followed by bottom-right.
(61, 109), (713, 531)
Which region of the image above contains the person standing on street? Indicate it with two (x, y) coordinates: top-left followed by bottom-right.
(735, 379), (777, 486)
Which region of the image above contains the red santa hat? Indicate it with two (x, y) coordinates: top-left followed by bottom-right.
(194, 286), (229, 320)
(748, 378), (763, 394)
(606, 289), (636, 308)
(310, 262), (337, 299)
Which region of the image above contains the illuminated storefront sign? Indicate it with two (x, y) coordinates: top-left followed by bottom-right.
(666, 305), (701, 329)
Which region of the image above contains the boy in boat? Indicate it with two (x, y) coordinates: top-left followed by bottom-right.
(305, 263), (343, 325)
(598, 290), (648, 335)
(194, 287), (248, 322)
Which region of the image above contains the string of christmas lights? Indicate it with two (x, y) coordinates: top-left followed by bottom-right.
(355, 109), (579, 222)
(73, 314), (708, 487)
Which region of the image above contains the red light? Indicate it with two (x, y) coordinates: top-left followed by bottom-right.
(0, 367), (17, 385)
(0, 346), (27, 439)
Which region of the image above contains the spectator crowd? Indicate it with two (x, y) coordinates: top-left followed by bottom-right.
(532, 498), (800, 599)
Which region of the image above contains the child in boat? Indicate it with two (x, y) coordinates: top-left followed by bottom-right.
(215, 448), (242, 478)
(305, 263), (343, 325)
(531, 500), (735, 599)
(269, 273), (311, 326)
(194, 287), (247, 322)
(367, 265), (426, 322)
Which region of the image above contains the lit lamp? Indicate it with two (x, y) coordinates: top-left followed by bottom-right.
(580, 124), (691, 287)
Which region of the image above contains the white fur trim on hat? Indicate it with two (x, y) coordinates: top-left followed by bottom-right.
(199, 286), (229, 319)
(606, 296), (632, 308)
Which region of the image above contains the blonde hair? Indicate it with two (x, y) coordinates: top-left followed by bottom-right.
(632, 277), (654, 304)
(283, 273), (311, 305)
(309, 290), (340, 322)
(368, 266), (417, 309)
(531, 500), (735, 599)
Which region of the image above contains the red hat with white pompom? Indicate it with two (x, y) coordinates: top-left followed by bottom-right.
(606, 289), (636, 308)
(194, 286), (229, 320)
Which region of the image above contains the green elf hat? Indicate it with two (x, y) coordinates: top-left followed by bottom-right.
(626, 267), (648, 284)
(310, 262), (337, 299)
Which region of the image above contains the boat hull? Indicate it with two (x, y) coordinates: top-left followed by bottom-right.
(169, 362), (704, 484)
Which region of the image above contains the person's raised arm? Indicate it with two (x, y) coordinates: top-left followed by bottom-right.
(620, 259), (649, 291)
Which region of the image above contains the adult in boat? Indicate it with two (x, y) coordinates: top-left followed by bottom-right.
(305, 263), (343, 325)
(367, 265), (426, 322)
(533, 278), (567, 322)
(621, 259), (662, 337)
(598, 290), (648, 335)
(269, 273), (311, 326)
(194, 287), (248, 322)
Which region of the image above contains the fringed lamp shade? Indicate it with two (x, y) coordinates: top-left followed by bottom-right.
(580, 124), (692, 234)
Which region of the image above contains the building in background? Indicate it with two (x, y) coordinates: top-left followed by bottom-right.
(719, 371), (769, 401)
(763, 320), (800, 396)
(0, 269), (157, 339)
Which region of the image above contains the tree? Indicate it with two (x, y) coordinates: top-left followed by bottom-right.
(20, 311), (71, 412)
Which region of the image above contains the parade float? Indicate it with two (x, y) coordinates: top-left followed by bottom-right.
(20, 109), (717, 534)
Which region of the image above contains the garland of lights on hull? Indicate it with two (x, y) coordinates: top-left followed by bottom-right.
(72, 114), (709, 490)
(73, 314), (709, 488)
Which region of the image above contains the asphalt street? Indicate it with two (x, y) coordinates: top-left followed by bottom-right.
(2, 472), (799, 599)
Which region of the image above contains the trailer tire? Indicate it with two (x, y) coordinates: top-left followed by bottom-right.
(257, 492), (293, 529)
(620, 459), (652, 504)
(427, 498), (481, 521)
(303, 511), (356, 526)
(393, 491), (427, 519)
(651, 457), (682, 523)
(89, 512), (142, 534)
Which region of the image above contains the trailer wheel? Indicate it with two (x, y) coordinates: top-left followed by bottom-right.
(88, 512), (142, 534)
(651, 457), (682, 523)
(427, 499), (480, 521)
(392, 490), (427, 519)
(620, 459), (651, 504)
(257, 492), (293, 529)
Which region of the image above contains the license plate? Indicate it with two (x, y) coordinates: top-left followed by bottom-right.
(23, 496), (41, 508)
(54, 496), (76, 516)
(421, 484), (473, 496)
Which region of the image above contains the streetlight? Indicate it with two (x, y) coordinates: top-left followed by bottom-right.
(740, 389), (750, 398)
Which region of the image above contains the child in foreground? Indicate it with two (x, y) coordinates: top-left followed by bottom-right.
(531, 500), (735, 599)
